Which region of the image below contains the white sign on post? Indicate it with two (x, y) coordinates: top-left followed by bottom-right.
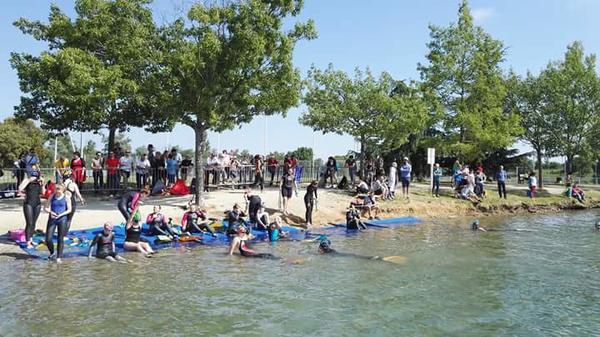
(427, 148), (435, 193)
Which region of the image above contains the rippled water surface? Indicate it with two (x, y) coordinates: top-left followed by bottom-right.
(1, 211), (599, 336)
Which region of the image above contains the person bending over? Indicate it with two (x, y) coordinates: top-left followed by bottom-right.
(244, 188), (262, 223)
(355, 179), (369, 194)
(255, 205), (270, 231)
(181, 205), (216, 236)
(118, 187), (149, 222)
(267, 216), (289, 242)
(363, 192), (381, 220)
(228, 226), (279, 259)
(88, 222), (127, 263)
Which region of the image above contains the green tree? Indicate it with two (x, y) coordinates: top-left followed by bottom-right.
(418, 0), (521, 161)
(301, 65), (428, 176)
(506, 73), (556, 187)
(0, 118), (47, 167)
(157, 1), (316, 205)
(540, 42), (600, 174)
(11, 0), (166, 151)
(287, 147), (313, 161)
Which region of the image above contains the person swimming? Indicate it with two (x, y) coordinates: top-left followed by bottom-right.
(471, 220), (531, 232)
(87, 222), (127, 263)
(228, 226), (279, 259)
(313, 235), (403, 263)
(595, 222), (600, 231)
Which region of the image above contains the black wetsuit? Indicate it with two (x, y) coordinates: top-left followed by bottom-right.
(281, 174), (294, 198)
(148, 213), (177, 237)
(239, 239), (279, 259)
(226, 210), (248, 235)
(346, 209), (367, 230)
(125, 224), (142, 243)
(184, 211), (215, 235)
(23, 179), (42, 242)
(46, 195), (69, 259)
(92, 232), (117, 259)
(247, 195), (262, 223)
(65, 180), (78, 227)
(304, 184), (318, 224)
(118, 191), (140, 221)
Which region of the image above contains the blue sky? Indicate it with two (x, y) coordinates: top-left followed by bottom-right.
(1, 0), (600, 159)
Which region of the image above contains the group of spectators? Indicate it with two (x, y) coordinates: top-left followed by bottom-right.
(203, 151), (300, 192)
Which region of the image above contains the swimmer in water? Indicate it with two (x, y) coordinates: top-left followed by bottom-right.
(471, 220), (531, 232)
(228, 226), (279, 259)
(87, 222), (128, 263)
(471, 220), (487, 231)
(313, 235), (404, 264)
(595, 222), (600, 231)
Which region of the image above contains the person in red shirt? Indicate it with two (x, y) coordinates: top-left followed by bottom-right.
(290, 155), (299, 170)
(105, 151), (120, 191)
(267, 156), (279, 186)
(70, 151), (86, 189)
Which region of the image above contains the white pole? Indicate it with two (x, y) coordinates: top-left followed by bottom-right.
(264, 116), (267, 156)
(312, 132), (316, 179)
(54, 136), (58, 162)
(80, 132), (83, 153)
(217, 133), (221, 153)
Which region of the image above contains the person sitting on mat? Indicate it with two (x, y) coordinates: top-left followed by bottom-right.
(147, 205), (178, 239)
(226, 203), (248, 235)
(244, 188), (262, 223)
(363, 192), (381, 220)
(346, 204), (368, 230)
(124, 208), (155, 257)
(87, 222), (127, 263)
(181, 204), (216, 237)
(267, 215), (289, 242)
(228, 226), (279, 259)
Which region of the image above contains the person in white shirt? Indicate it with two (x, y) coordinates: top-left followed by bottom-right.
(91, 152), (105, 191)
(388, 162), (397, 199)
(135, 154), (151, 190)
(119, 150), (133, 189)
(371, 176), (389, 200)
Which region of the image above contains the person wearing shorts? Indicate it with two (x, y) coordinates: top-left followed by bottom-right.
(400, 157), (412, 199)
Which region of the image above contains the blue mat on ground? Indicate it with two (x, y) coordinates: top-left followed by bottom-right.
(15, 216), (420, 259)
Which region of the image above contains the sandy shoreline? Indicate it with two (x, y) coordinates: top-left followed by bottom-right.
(1, 183), (598, 261)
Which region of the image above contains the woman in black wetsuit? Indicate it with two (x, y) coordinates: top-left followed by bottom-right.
(304, 180), (318, 227)
(146, 205), (178, 238)
(280, 168), (296, 215)
(63, 170), (85, 229)
(181, 205), (216, 236)
(18, 168), (45, 248)
(118, 187), (149, 222)
(123, 208), (155, 256)
(228, 226), (279, 259)
(87, 222), (127, 263)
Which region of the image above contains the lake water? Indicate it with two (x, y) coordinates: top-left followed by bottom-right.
(1, 211), (599, 336)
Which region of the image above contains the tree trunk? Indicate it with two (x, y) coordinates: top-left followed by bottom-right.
(193, 123), (207, 206)
(565, 155), (574, 176)
(359, 137), (365, 180)
(108, 127), (116, 152)
(536, 150), (543, 189)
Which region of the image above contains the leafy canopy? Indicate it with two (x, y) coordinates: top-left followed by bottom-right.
(418, 0), (521, 161)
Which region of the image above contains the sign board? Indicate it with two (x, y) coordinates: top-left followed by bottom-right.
(427, 148), (435, 165)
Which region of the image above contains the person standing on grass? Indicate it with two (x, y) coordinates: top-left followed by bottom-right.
(528, 172), (537, 199)
(388, 162), (397, 199)
(432, 163), (442, 197)
(496, 165), (508, 199)
(91, 152), (104, 191)
(400, 157), (412, 199)
(345, 155), (357, 187)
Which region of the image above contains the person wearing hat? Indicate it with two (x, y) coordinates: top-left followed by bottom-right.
(471, 220), (487, 231)
(88, 222), (127, 263)
(18, 166), (45, 248)
(91, 151), (105, 191)
(228, 225), (279, 259)
(123, 207), (155, 256)
(400, 157), (412, 199)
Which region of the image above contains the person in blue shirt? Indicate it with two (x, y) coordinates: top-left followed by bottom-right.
(166, 154), (178, 185)
(400, 157), (412, 199)
(432, 163), (442, 197)
(496, 165), (508, 199)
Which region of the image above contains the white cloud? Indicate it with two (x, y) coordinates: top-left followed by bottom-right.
(471, 8), (494, 23)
